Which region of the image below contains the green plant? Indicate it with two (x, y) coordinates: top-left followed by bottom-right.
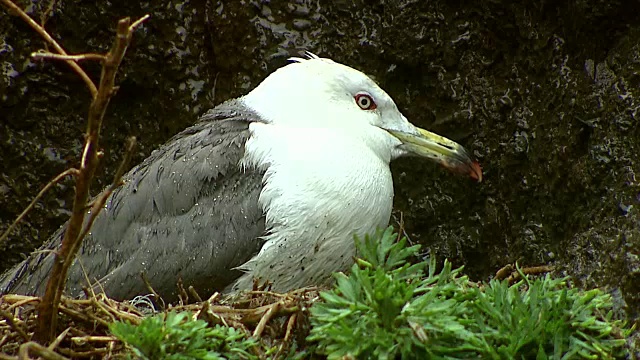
(473, 275), (632, 359)
(308, 226), (633, 359)
(110, 312), (258, 360)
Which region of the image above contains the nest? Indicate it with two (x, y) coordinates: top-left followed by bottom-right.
(0, 285), (321, 359)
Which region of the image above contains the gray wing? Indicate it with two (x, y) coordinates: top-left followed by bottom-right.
(0, 99), (266, 302)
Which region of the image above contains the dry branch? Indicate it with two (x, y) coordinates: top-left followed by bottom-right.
(18, 341), (69, 360)
(33, 15), (144, 335)
(2, 286), (319, 358)
(31, 52), (106, 62)
(495, 263), (555, 283)
(0, 9), (146, 339)
(0, 310), (27, 342)
(46, 328), (70, 353)
(0, 169), (78, 248)
(0, 0), (97, 97)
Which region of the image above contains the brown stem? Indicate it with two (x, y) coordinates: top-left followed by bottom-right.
(31, 52), (106, 62)
(18, 342), (69, 360)
(0, 308), (29, 341)
(76, 137), (136, 246)
(34, 16), (148, 344)
(0, 168), (78, 248)
(0, 0), (97, 97)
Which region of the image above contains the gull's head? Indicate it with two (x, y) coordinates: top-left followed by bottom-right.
(242, 53), (482, 181)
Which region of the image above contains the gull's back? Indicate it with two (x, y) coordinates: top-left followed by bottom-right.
(0, 100), (267, 302)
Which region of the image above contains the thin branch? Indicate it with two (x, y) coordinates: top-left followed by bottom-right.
(1, 0), (148, 346)
(507, 265), (555, 284)
(3, 295), (40, 312)
(495, 263), (555, 283)
(188, 286), (203, 302)
(140, 271), (165, 311)
(57, 305), (111, 329)
(35, 15), (149, 343)
(274, 312), (298, 359)
(129, 14), (150, 30)
(0, 308), (29, 342)
(253, 301), (281, 338)
(283, 312), (297, 342)
(18, 341), (70, 360)
(39, 0), (57, 29)
(76, 137), (136, 244)
(0, 168), (78, 247)
(0, 0), (97, 97)
(47, 327), (71, 352)
(69, 335), (117, 343)
(32, 52), (106, 62)
(495, 264), (514, 281)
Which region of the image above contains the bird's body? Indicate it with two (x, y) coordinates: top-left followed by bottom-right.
(2, 103), (267, 300)
(1, 54), (480, 302)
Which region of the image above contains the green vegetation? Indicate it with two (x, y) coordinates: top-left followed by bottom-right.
(109, 312), (258, 360)
(110, 227), (633, 359)
(309, 227), (633, 359)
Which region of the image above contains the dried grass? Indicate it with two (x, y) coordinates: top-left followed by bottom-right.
(0, 285), (321, 359)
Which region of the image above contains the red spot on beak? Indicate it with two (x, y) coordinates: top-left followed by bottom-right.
(441, 159), (483, 182)
(470, 161), (483, 182)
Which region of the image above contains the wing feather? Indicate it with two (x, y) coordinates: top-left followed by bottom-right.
(0, 99), (266, 302)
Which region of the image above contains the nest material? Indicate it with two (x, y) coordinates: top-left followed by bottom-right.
(0, 285), (321, 359)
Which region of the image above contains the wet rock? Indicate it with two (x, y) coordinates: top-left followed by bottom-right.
(1, 0), (639, 325)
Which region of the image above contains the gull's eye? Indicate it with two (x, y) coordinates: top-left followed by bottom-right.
(355, 93), (377, 110)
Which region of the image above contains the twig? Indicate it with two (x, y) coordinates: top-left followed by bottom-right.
(0, 0), (97, 97)
(88, 297), (117, 324)
(57, 347), (108, 358)
(496, 263), (555, 283)
(31, 52), (106, 62)
(35, 15), (149, 343)
(88, 296), (141, 324)
(253, 301), (281, 337)
(206, 292), (220, 303)
(495, 264), (514, 280)
(129, 14), (150, 30)
(140, 272), (165, 311)
(57, 305), (110, 329)
(188, 286), (203, 303)
(0, 334), (9, 348)
(76, 136), (136, 245)
(79, 258), (98, 300)
(241, 287), (317, 301)
(70, 335), (117, 344)
(39, 0), (57, 29)
(274, 313), (298, 359)
(245, 290), (293, 298)
(507, 265), (555, 284)
(47, 327), (71, 351)
(0, 308), (29, 342)
(3, 295), (40, 312)
(18, 341), (69, 360)
(283, 312), (297, 342)
(0, 168), (78, 247)
(177, 278), (189, 305)
(197, 300), (229, 327)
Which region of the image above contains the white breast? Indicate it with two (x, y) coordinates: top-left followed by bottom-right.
(231, 122), (395, 291)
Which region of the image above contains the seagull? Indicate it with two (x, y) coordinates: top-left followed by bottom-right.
(0, 53), (481, 302)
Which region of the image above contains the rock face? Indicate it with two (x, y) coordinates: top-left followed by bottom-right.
(1, 1), (639, 317)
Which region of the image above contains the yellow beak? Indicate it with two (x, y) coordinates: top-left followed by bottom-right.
(388, 127), (482, 182)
